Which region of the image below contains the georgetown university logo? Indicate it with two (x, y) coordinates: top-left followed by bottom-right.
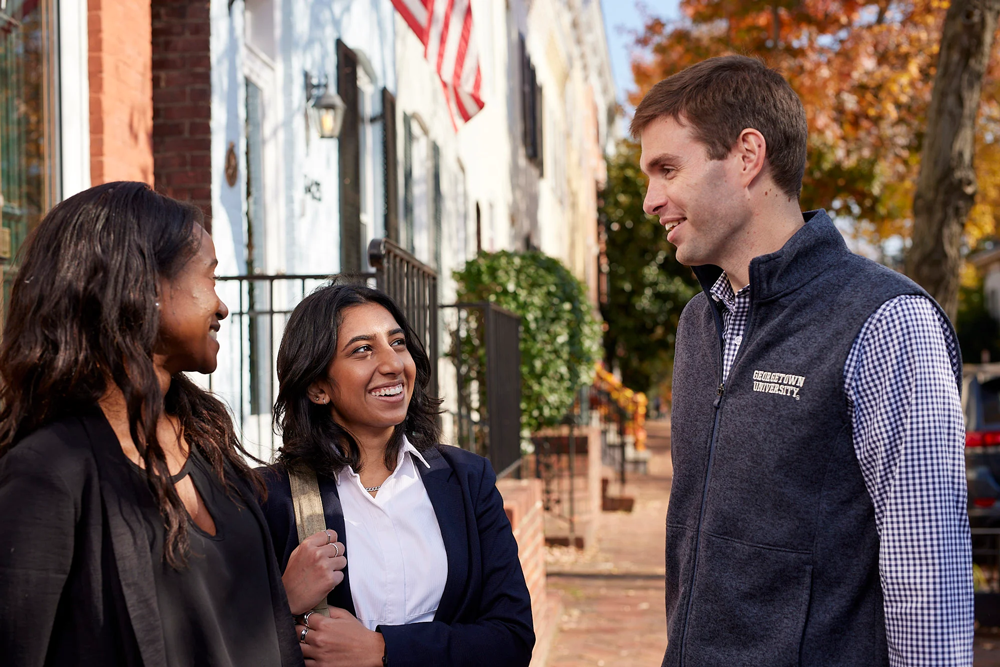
(752, 370), (805, 400)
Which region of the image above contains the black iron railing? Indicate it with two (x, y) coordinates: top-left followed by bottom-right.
(208, 272), (374, 460)
(593, 387), (632, 487)
(369, 238), (439, 397)
(529, 383), (643, 548)
(209, 238), (438, 462)
(444, 301), (523, 478)
(531, 387), (591, 547)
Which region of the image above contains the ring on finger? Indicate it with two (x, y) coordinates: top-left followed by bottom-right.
(324, 530), (333, 546)
(303, 611), (315, 628)
(332, 543), (341, 558)
(299, 627), (309, 643)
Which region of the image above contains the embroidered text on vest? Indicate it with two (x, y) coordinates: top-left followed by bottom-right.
(752, 370), (805, 400)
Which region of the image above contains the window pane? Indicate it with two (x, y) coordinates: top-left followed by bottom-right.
(1, 0), (60, 265)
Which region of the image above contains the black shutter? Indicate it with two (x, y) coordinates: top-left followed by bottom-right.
(337, 39), (361, 274)
(403, 113), (414, 253)
(519, 34), (541, 167)
(382, 87), (399, 243)
(475, 202), (482, 254)
(519, 34), (531, 155)
(536, 83), (544, 176)
(529, 64), (539, 161)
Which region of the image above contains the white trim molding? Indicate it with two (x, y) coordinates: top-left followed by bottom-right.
(59, 0), (90, 197)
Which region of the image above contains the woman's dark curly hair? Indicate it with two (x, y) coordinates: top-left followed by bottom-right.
(0, 181), (262, 568)
(273, 283), (441, 475)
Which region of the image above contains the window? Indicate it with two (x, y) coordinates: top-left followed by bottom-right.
(403, 113), (431, 263)
(1, 0), (60, 271)
(356, 65), (383, 262)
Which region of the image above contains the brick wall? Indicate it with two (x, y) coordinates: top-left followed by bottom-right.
(499, 478), (547, 616)
(524, 424), (604, 548)
(88, 0), (154, 184)
(497, 477), (558, 666)
(151, 0), (212, 225)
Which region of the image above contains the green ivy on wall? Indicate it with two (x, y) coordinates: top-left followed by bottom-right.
(453, 250), (602, 436)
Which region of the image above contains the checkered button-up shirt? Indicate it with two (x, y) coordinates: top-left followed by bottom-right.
(709, 273), (973, 666)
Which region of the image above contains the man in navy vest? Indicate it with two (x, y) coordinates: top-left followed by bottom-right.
(632, 55), (973, 666)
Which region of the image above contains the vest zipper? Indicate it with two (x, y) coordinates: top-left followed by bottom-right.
(678, 352), (726, 666)
(678, 283), (755, 665)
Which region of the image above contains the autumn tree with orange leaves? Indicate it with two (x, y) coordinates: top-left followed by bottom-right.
(628, 0), (1000, 318)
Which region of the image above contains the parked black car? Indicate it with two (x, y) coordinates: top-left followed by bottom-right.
(965, 364), (1000, 526)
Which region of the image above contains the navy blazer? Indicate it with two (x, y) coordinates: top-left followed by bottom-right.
(0, 408), (303, 667)
(260, 445), (535, 667)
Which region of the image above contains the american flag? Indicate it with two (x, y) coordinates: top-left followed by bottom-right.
(391, 0), (485, 127)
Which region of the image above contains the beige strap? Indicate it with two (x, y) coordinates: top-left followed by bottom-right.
(288, 467), (330, 617)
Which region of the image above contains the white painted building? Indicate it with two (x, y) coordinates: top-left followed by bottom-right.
(207, 0), (399, 458)
(202, 0), (615, 456)
(210, 0), (397, 280)
(393, 0), (516, 444)
(390, 0), (614, 445)
(517, 0), (616, 300)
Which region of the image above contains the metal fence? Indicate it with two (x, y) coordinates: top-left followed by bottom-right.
(530, 387), (591, 547)
(207, 272), (371, 460)
(593, 387), (633, 488)
(443, 301), (523, 478)
(209, 238), (438, 462)
(370, 238), (439, 397)
(528, 384), (643, 547)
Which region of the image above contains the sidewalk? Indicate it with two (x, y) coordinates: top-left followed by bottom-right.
(541, 418), (999, 666)
(543, 419), (672, 666)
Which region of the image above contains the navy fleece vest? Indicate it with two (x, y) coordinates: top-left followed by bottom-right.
(663, 210), (952, 667)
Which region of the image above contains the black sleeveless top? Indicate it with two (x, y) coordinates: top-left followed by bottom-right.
(129, 448), (282, 667)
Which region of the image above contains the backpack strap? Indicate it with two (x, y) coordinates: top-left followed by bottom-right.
(288, 467), (330, 617)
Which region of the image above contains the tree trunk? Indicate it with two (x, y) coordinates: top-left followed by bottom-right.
(906, 0), (1000, 321)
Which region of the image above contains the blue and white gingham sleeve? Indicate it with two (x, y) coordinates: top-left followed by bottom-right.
(845, 294), (972, 666)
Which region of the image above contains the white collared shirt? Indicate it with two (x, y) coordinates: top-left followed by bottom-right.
(336, 437), (448, 630)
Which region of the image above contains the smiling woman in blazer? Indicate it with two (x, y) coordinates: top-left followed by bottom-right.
(260, 283), (534, 667)
(0, 182), (302, 667)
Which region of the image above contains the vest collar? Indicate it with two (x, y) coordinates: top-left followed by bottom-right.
(692, 209), (848, 303)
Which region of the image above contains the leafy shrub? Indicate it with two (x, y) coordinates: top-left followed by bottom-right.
(453, 250), (602, 435)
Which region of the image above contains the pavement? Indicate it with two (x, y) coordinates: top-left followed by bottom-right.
(979, 627), (1000, 667)
(543, 419), (672, 666)
(541, 417), (999, 666)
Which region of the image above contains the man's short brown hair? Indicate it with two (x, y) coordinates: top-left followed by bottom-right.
(631, 55), (807, 200)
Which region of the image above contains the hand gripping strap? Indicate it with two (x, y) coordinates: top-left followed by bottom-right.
(288, 467), (330, 617)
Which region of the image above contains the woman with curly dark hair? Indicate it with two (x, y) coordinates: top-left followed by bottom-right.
(0, 182), (303, 667)
(261, 283), (534, 667)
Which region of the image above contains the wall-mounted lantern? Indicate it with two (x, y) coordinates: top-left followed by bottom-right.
(305, 71), (347, 139)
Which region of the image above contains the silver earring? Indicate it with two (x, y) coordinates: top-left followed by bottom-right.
(155, 301), (160, 308)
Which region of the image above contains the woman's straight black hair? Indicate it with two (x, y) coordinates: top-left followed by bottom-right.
(0, 181), (263, 568)
(273, 283), (442, 475)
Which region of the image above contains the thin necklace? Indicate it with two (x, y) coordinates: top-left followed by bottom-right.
(364, 484), (381, 492)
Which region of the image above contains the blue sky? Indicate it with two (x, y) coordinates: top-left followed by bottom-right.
(601, 0), (681, 116)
